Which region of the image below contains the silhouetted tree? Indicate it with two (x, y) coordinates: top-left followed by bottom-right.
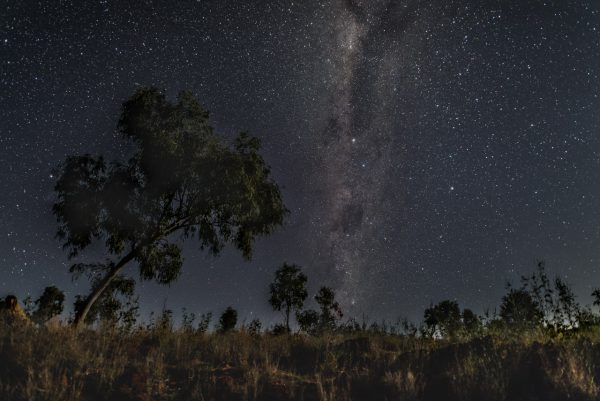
(269, 263), (307, 332)
(296, 287), (343, 334)
(30, 286), (65, 324)
(499, 289), (542, 329)
(424, 300), (462, 338)
(53, 87), (288, 327)
(296, 310), (320, 335)
(316, 286), (343, 332)
(462, 308), (481, 334)
(315, 287), (344, 326)
(218, 306), (237, 333)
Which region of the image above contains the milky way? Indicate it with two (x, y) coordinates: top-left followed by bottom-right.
(316, 0), (429, 311)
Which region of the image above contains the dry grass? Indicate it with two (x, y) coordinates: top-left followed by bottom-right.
(2, 323), (600, 401)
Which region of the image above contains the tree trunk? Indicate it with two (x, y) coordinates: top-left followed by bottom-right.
(285, 305), (290, 332)
(73, 250), (137, 328)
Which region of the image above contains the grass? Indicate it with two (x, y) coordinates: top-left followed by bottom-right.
(2, 323), (600, 401)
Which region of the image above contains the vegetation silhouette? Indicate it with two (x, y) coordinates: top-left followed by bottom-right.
(23, 285), (65, 325)
(218, 306), (238, 333)
(269, 263), (308, 332)
(297, 286), (343, 335)
(52, 87), (288, 327)
(500, 288), (542, 329)
(5, 91), (600, 398)
(4, 262), (600, 400)
(423, 300), (463, 338)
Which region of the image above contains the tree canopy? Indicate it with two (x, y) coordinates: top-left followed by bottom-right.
(297, 286), (343, 334)
(499, 289), (542, 329)
(269, 263), (308, 332)
(218, 306), (238, 333)
(29, 286), (65, 325)
(423, 300), (462, 338)
(53, 87), (288, 326)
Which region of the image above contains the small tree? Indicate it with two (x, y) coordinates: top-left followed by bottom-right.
(218, 306), (237, 333)
(423, 300), (462, 338)
(315, 286), (343, 332)
(462, 308), (481, 335)
(296, 287), (342, 335)
(296, 309), (320, 335)
(499, 289), (542, 330)
(53, 87), (288, 327)
(29, 286), (65, 324)
(269, 263), (308, 332)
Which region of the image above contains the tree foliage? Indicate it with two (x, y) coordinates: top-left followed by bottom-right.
(315, 287), (343, 329)
(462, 308), (481, 334)
(296, 310), (320, 335)
(297, 286), (343, 335)
(53, 87), (288, 326)
(269, 263), (307, 332)
(30, 286), (65, 325)
(218, 306), (238, 333)
(424, 300), (462, 338)
(499, 289), (542, 329)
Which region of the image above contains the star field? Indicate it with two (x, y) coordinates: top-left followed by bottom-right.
(1, 0), (600, 324)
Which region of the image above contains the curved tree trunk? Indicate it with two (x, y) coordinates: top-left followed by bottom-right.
(73, 250), (137, 328)
(72, 222), (184, 328)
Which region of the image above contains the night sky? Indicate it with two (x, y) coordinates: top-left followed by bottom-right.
(2, 0), (600, 325)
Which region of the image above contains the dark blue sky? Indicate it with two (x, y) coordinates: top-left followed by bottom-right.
(1, 0), (600, 325)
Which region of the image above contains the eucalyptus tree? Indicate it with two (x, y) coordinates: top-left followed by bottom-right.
(54, 87), (288, 327)
(269, 263), (308, 332)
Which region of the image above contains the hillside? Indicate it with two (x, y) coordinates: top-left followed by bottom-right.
(2, 323), (600, 401)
